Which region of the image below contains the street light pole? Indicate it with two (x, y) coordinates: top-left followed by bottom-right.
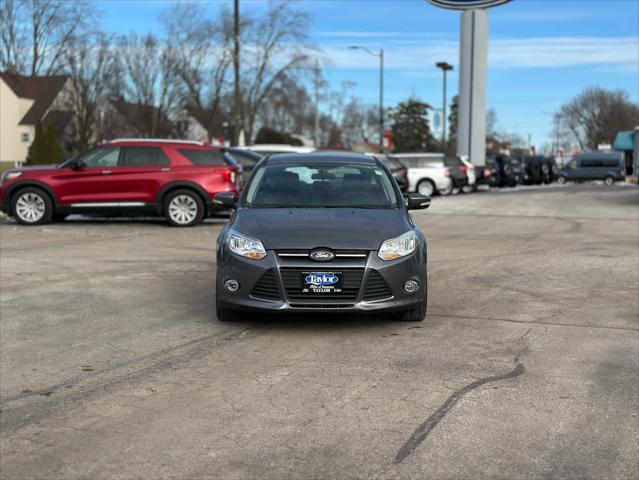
(379, 49), (384, 153)
(436, 62), (453, 148)
(232, 0), (242, 146)
(350, 45), (384, 153)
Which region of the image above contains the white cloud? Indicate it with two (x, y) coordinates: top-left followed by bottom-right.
(491, 8), (601, 22)
(489, 37), (639, 68)
(316, 36), (639, 71)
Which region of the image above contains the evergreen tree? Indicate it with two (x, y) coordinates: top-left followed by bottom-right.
(45, 124), (65, 164)
(448, 95), (458, 145)
(27, 122), (47, 164)
(391, 97), (435, 153)
(28, 122), (65, 164)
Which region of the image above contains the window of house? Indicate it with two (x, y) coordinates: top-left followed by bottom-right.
(20, 132), (30, 143)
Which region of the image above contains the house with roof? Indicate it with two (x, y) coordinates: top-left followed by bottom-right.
(0, 72), (73, 168)
(176, 105), (232, 145)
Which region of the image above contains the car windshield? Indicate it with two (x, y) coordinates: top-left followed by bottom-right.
(244, 162), (399, 209)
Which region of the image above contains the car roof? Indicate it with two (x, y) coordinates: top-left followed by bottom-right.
(391, 152), (445, 158)
(104, 138), (219, 149)
(265, 151), (376, 165)
(240, 144), (316, 153)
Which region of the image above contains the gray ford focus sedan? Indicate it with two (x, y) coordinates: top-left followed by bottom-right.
(213, 152), (430, 322)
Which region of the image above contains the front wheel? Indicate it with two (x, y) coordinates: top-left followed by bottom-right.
(438, 183), (453, 196)
(12, 187), (53, 225)
(604, 176), (615, 186)
(557, 176), (567, 185)
(416, 179), (435, 197)
(397, 302), (427, 322)
(164, 189), (205, 227)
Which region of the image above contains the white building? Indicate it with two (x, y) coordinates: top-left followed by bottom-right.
(0, 72), (72, 168)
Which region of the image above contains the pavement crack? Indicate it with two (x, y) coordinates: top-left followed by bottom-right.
(393, 361), (526, 465)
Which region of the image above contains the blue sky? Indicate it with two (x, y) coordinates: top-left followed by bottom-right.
(100, 0), (639, 147)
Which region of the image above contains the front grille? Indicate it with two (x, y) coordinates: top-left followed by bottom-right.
(276, 249), (368, 259)
(280, 268), (364, 303)
(250, 269), (281, 301)
(363, 271), (393, 301)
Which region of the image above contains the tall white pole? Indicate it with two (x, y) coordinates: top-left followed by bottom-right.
(457, 9), (488, 167)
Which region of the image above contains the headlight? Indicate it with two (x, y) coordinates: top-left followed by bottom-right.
(378, 231), (416, 261)
(2, 171), (21, 182)
(228, 231), (266, 260)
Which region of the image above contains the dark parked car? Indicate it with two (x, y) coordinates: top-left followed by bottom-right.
(476, 156), (501, 188)
(509, 157), (524, 186)
(540, 156), (556, 184)
(377, 155), (409, 191)
(444, 156), (470, 191)
(555, 152), (625, 185)
(493, 154), (517, 187)
(224, 147), (263, 183)
(214, 152), (430, 322)
(0, 139), (241, 227)
(520, 156), (544, 185)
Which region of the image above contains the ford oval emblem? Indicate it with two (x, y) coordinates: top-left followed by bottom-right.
(305, 273), (339, 286)
(426, 0), (511, 9)
(310, 249), (335, 262)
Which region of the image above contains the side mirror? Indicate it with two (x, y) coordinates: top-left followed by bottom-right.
(213, 191), (238, 208)
(405, 193), (430, 210)
(68, 159), (85, 170)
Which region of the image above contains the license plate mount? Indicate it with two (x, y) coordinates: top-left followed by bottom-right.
(302, 272), (343, 294)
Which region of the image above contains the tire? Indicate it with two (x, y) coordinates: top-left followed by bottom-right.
(11, 187), (53, 225)
(216, 301), (244, 322)
(397, 302), (427, 322)
(557, 176), (567, 185)
(164, 189), (205, 227)
(416, 179), (435, 197)
(438, 183), (453, 196)
(604, 176), (615, 186)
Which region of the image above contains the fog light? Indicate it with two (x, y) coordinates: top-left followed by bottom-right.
(403, 280), (419, 294)
(224, 279), (240, 292)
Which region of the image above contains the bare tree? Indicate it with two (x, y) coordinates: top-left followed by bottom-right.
(341, 98), (378, 149)
(0, 0), (28, 73)
(63, 33), (119, 152)
(241, 1), (312, 143)
(556, 87), (639, 150)
(118, 33), (183, 137)
(257, 73), (315, 136)
(0, 0), (93, 75)
(161, 2), (236, 140)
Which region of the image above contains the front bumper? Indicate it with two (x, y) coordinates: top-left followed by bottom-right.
(216, 249), (427, 313)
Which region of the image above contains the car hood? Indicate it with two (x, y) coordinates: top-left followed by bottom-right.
(231, 208), (411, 250)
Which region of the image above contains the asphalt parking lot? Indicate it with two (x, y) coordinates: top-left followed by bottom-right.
(1, 184), (638, 479)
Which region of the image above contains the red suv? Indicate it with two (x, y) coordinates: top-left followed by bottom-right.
(0, 139), (241, 227)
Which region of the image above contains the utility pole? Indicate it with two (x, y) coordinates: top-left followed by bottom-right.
(313, 59), (321, 149)
(349, 46), (384, 153)
(436, 62), (453, 148)
(379, 49), (384, 153)
(232, 0), (242, 146)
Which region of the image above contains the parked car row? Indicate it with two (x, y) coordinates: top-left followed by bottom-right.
(377, 151), (627, 196)
(1, 141), (627, 227)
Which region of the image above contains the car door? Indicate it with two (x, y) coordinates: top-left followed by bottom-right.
(53, 146), (125, 205)
(117, 146), (173, 204)
(578, 157), (598, 180)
